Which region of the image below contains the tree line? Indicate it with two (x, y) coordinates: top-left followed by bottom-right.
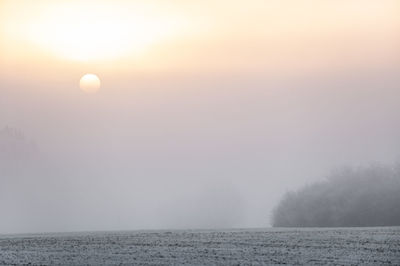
(272, 163), (400, 227)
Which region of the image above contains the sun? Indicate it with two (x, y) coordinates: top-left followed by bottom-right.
(80, 74), (101, 94)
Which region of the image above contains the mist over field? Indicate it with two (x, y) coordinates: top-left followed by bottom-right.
(1, 0), (400, 235)
(1, 71), (400, 233)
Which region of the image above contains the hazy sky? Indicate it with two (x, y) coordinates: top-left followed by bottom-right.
(1, 0), (400, 234)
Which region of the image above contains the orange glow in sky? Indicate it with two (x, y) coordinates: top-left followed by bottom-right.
(1, 1), (189, 62)
(0, 0), (399, 75)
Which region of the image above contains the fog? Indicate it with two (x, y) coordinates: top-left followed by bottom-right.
(1, 70), (400, 234)
(1, 0), (400, 234)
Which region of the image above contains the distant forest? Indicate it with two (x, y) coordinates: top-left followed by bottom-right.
(0, 127), (36, 161)
(272, 164), (400, 227)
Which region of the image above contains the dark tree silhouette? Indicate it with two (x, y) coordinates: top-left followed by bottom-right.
(272, 164), (400, 227)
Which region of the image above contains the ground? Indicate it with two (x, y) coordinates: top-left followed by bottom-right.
(0, 227), (399, 265)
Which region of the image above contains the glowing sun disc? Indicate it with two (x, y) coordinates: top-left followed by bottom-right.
(80, 74), (101, 93)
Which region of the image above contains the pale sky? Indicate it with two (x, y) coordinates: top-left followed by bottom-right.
(0, 0), (400, 233)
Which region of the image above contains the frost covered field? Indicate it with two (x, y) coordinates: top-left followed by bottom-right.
(0, 227), (399, 265)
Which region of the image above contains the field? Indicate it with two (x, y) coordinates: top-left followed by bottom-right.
(0, 227), (399, 265)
